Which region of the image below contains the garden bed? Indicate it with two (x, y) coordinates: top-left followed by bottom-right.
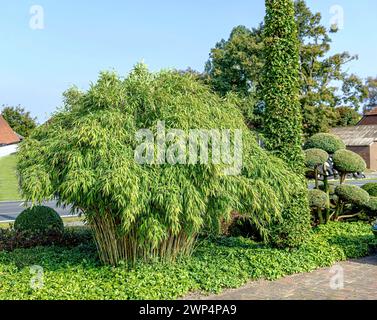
(0, 222), (376, 300)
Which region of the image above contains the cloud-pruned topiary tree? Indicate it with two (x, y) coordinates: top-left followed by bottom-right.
(335, 185), (370, 219)
(333, 149), (366, 184)
(304, 148), (329, 189)
(260, 0), (311, 247)
(17, 64), (309, 265)
(303, 133), (346, 154)
(308, 189), (329, 224)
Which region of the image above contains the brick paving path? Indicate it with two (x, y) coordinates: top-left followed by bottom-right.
(190, 255), (377, 300)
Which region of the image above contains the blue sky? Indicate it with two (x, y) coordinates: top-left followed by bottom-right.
(1, 0), (377, 122)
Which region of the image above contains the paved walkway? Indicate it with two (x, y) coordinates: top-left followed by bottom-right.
(191, 255), (377, 300)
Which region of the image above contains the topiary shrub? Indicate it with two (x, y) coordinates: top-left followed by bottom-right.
(17, 65), (310, 265)
(259, 0), (311, 248)
(305, 148), (329, 188)
(319, 184), (338, 206)
(364, 197), (377, 216)
(14, 206), (64, 235)
(304, 149), (329, 169)
(335, 185), (370, 220)
(335, 185), (370, 206)
(333, 149), (366, 184)
(361, 183), (377, 197)
(308, 189), (328, 209)
(308, 189), (329, 225)
(261, 0), (304, 168)
(268, 185), (311, 248)
(303, 133), (346, 154)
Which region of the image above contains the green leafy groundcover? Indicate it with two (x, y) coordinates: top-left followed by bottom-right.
(0, 222), (375, 300)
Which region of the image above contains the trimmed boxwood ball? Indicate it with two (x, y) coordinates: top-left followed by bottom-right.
(14, 206), (64, 235)
(361, 183), (377, 197)
(335, 185), (370, 206)
(308, 189), (328, 208)
(304, 149), (329, 169)
(303, 133), (346, 154)
(333, 149), (366, 175)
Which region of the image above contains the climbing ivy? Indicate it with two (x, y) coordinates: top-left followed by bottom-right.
(260, 0), (311, 247)
(260, 0), (304, 169)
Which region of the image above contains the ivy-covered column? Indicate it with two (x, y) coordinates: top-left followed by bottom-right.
(261, 0), (311, 247)
(261, 0), (304, 171)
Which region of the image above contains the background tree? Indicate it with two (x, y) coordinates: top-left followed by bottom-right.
(205, 0), (367, 136)
(205, 25), (263, 97)
(296, 0), (366, 128)
(1, 105), (37, 137)
(364, 77), (377, 112)
(333, 106), (361, 127)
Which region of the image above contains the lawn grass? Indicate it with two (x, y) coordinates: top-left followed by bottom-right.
(0, 221), (375, 300)
(0, 155), (21, 201)
(0, 222), (12, 229)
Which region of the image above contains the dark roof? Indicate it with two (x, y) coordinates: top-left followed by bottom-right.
(356, 106), (377, 125)
(331, 125), (377, 146)
(0, 115), (21, 145)
(364, 106), (377, 116)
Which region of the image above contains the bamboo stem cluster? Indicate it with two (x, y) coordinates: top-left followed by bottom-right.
(89, 213), (195, 265)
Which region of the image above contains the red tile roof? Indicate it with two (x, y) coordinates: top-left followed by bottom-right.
(0, 115), (21, 145)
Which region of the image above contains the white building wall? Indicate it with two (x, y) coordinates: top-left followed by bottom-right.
(0, 144), (18, 158)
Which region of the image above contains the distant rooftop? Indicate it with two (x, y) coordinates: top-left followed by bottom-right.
(331, 125), (377, 146)
(364, 106), (377, 116)
(358, 106), (377, 125)
(0, 115), (21, 146)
